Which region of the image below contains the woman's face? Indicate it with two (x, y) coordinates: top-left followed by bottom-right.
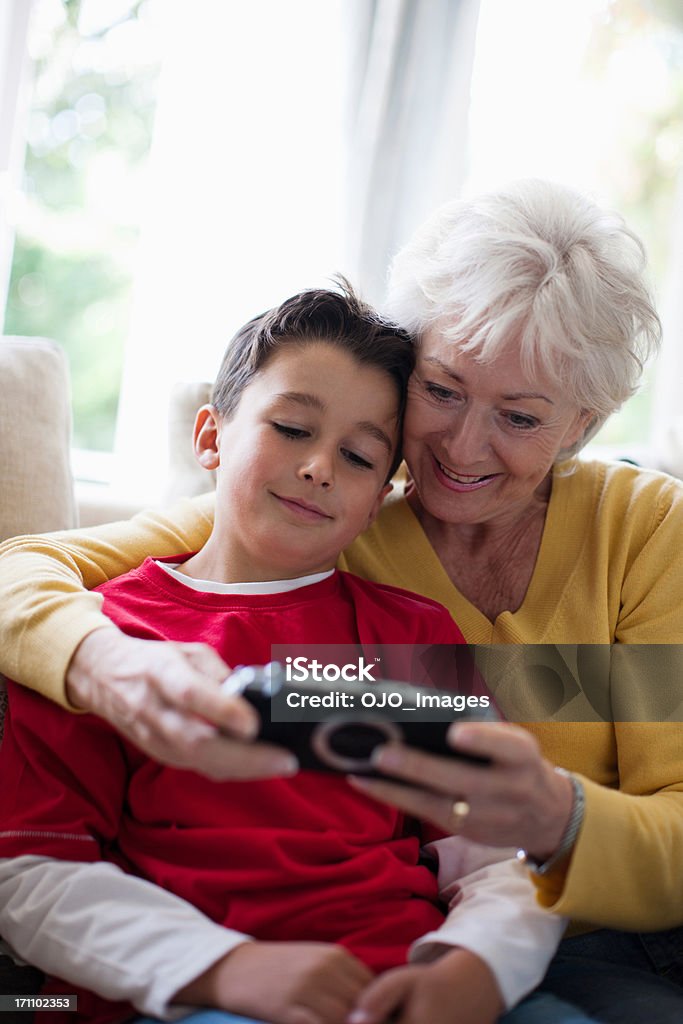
(403, 327), (591, 528)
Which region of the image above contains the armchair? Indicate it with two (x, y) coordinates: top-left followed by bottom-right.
(0, 336), (76, 1002)
(0, 336), (217, 1000)
(0, 336), (77, 543)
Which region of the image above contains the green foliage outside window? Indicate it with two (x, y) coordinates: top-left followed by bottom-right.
(586, 0), (683, 448)
(4, 0), (682, 453)
(3, 0), (160, 450)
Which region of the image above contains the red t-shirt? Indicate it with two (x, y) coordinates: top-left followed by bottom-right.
(0, 562), (469, 1023)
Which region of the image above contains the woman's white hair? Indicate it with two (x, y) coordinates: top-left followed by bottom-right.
(385, 179), (662, 454)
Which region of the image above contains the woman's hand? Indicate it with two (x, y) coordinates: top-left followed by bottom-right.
(66, 628), (298, 780)
(349, 722), (574, 861)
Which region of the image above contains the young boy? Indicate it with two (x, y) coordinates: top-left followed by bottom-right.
(0, 284), (566, 1024)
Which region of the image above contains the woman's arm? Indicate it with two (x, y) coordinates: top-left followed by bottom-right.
(533, 723), (683, 928)
(0, 494), (295, 778)
(0, 493), (214, 704)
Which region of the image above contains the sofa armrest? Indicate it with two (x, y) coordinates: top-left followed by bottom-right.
(0, 337), (77, 540)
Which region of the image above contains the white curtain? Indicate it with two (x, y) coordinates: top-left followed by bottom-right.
(113, 0), (348, 496)
(113, 0), (481, 497)
(0, 0), (33, 317)
(653, 168), (683, 476)
(344, 0), (481, 306)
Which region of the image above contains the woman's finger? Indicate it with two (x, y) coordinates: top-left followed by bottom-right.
(147, 654), (260, 739)
(448, 721), (541, 765)
(126, 703), (299, 780)
(368, 742), (497, 800)
(348, 775), (463, 834)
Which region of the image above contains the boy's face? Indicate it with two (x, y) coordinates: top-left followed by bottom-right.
(194, 342), (399, 582)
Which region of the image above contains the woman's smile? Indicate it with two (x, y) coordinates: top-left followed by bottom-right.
(432, 454), (501, 491)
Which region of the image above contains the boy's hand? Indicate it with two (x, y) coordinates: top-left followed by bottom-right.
(67, 629), (298, 780)
(176, 940), (374, 1024)
(347, 948), (504, 1024)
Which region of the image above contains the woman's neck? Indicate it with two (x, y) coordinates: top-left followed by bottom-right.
(407, 477), (552, 620)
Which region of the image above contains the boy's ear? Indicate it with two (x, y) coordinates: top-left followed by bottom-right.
(366, 483), (392, 529)
(193, 405), (222, 470)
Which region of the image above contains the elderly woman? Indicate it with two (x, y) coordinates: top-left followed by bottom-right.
(0, 181), (682, 1023)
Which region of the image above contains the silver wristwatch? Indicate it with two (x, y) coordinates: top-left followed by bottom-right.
(517, 768), (585, 876)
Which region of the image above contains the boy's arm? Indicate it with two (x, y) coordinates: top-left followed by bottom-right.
(0, 493), (215, 705)
(0, 858), (374, 1023)
(0, 681), (245, 1020)
(0, 685), (277, 1020)
(409, 837), (566, 1009)
(0, 856), (249, 1021)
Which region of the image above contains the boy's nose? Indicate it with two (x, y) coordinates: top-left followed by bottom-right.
(298, 452), (334, 489)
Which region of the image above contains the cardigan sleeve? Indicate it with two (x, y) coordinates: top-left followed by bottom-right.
(0, 493), (215, 707)
(532, 473), (683, 927)
(533, 711), (683, 928)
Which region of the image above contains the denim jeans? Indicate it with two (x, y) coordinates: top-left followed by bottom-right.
(134, 1014), (261, 1024)
(502, 991), (598, 1023)
(538, 925), (683, 1024)
(133, 990), (598, 1023)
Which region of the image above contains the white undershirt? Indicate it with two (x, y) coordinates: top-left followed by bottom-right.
(155, 561), (334, 596)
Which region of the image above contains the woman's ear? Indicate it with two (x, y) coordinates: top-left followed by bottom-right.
(193, 405), (222, 470)
(561, 409), (595, 451)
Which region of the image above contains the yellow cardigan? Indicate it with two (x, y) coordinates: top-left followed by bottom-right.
(1, 458), (682, 930)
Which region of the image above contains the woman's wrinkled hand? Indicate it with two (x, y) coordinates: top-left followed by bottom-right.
(66, 628), (298, 780)
(349, 722), (574, 861)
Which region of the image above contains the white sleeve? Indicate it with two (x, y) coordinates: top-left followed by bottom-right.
(409, 837), (566, 1010)
(0, 856), (251, 1021)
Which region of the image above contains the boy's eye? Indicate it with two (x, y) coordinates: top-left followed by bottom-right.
(342, 448), (374, 470)
(272, 422), (309, 439)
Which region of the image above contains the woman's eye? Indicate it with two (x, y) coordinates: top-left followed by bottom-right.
(342, 448), (374, 470)
(504, 412), (538, 430)
(272, 422), (309, 439)
(425, 382), (459, 404)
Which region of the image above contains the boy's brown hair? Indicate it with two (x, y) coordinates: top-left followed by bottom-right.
(212, 278), (415, 481)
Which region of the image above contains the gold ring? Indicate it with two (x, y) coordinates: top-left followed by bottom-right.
(451, 799), (471, 830)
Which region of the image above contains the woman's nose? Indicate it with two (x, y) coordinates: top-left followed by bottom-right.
(442, 409), (491, 462)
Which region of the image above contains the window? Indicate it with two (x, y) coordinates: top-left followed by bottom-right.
(3, 0), (162, 453)
(466, 0), (683, 454)
(4, 0), (681, 488)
